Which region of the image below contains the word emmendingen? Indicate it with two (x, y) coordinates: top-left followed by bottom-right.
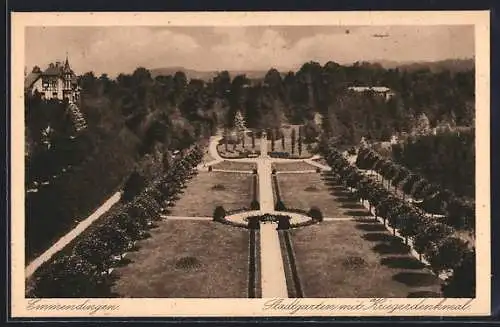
(27, 299), (120, 315)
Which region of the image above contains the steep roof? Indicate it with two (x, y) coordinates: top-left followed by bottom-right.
(43, 63), (64, 76)
(24, 72), (41, 90)
(25, 59), (78, 90)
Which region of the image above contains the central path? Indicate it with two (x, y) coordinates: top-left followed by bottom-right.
(204, 131), (326, 298)
(257, 134), (289, 298)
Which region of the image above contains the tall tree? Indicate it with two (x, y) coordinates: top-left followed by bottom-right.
(271, 129), (276, 151)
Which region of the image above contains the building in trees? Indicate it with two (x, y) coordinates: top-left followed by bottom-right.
(347, 86), (395, 101)
(25, 55), (80, 103)
(412, 112), (431, 136)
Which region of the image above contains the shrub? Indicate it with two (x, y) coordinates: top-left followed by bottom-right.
(213, 205), (226, 221)
(208, 166), (213, 172)
(426, 236), (470, 274)
(275, 200), (286, 211)
(269, 151), (290, 158)
(277, 216), (291, 230)
(441, 249), (475, 297)
(308, 206), (323, 222)
(413, 222), (454, 255)
(30, 254), (109, 298)
(247, 216), (260, 230)
(250, 200), (260, 210)
(122, 171), (147, 202)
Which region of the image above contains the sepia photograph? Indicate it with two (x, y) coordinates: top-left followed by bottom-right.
(10, 11), (490, 317)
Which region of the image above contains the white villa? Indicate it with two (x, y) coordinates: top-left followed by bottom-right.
(24, 55), (80, 103)
(347, 86), (395, 101)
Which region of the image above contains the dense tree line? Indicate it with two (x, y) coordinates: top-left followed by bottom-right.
(391, 130), (475, 199)
(27, 146), (203, 298)
(322, 140), (475, 297)
(208, 61), (474, 147)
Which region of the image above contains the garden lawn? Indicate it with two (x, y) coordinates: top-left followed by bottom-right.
(211, 161), (257, 171)
(272, 161), (317, 172)
(289, 219), (442, 298)
(112, 220), (250, 298)
(276, 173), (367, 218)
(169, 172), (253, 217)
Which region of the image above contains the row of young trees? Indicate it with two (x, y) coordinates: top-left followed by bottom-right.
(323, 141), (475, 298)
(28, 146), (203, 298)
(356, 147), (475, 230)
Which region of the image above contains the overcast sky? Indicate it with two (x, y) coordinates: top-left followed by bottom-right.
(25, 25), (474, 77)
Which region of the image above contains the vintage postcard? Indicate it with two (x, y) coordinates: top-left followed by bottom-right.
(11, 11), (490, 317)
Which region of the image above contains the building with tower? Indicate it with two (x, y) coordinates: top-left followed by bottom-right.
(24, 55), (80, 103)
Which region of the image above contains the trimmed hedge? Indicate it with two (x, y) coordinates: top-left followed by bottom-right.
(250, 200), (260, 210)
(308, 206), (323, 222)
(213, 205), (227, 222)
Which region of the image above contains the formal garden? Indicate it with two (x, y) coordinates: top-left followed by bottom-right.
(24, 62), (477, 300)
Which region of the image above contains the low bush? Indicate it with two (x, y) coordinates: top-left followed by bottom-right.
(277, 216), (291, 230)
(308, 206), (323, 222)
(213, 205), (227, 222)
(275, 200), (286, 211)
(247, 217), (260, 230)
(250, 200), (260, 210)
(269, 152), (290, 159)
(426, 236), (470, 274)
(441, 249), (475, 297)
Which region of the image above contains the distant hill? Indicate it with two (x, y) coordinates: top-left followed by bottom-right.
(376, 58), (474, 73)
(149, 67), (269, 81)
(150, 58), (474, 81)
